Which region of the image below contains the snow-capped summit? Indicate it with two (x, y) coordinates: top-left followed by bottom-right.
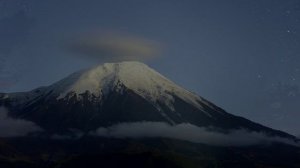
(54, 61), (209, 114)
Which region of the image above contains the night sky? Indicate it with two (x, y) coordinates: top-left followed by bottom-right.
(0, 0), (299, 135)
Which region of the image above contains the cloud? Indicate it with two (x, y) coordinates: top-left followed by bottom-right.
(51, 128), (84, 140)
(0, 107), (43, 137)
(90, 122), (299, 146)
(67, 31), (162, 62)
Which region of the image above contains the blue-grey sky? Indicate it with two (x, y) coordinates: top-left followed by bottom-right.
(0, 0), (299, 135)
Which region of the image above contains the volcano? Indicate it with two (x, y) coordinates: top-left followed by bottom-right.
(0, 62), (296, 138)
(0, 62), (295, 138)
(0, 61), (299, 168)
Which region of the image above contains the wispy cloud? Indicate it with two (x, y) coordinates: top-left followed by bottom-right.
(67, 31), (162, 62)
(90, 122), (299, 146)
(0, 107), (42, 137)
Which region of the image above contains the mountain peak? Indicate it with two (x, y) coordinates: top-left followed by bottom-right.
(56, 61), (169, 96)
(103, 61), (147, 67)
(54, 61), (207, 114)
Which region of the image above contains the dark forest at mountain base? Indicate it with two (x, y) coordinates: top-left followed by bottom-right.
(1, 137), (300, 168)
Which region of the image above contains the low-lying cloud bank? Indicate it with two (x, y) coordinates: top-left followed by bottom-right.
(90, 122), (299, 146)
(0, 107), (42, 137)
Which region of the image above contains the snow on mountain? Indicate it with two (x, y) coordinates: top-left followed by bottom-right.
(52, 61), (213, 116)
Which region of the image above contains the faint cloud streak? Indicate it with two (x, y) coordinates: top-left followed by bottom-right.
(0, 107), (43, 137)
(67, 31), (162, 62)
(90, 122), (299, 147)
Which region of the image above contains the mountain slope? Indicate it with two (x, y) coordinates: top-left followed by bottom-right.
(0, 62), (296, 140)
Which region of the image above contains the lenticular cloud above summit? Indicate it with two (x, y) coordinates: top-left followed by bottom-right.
(67, 31), (161, 62)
